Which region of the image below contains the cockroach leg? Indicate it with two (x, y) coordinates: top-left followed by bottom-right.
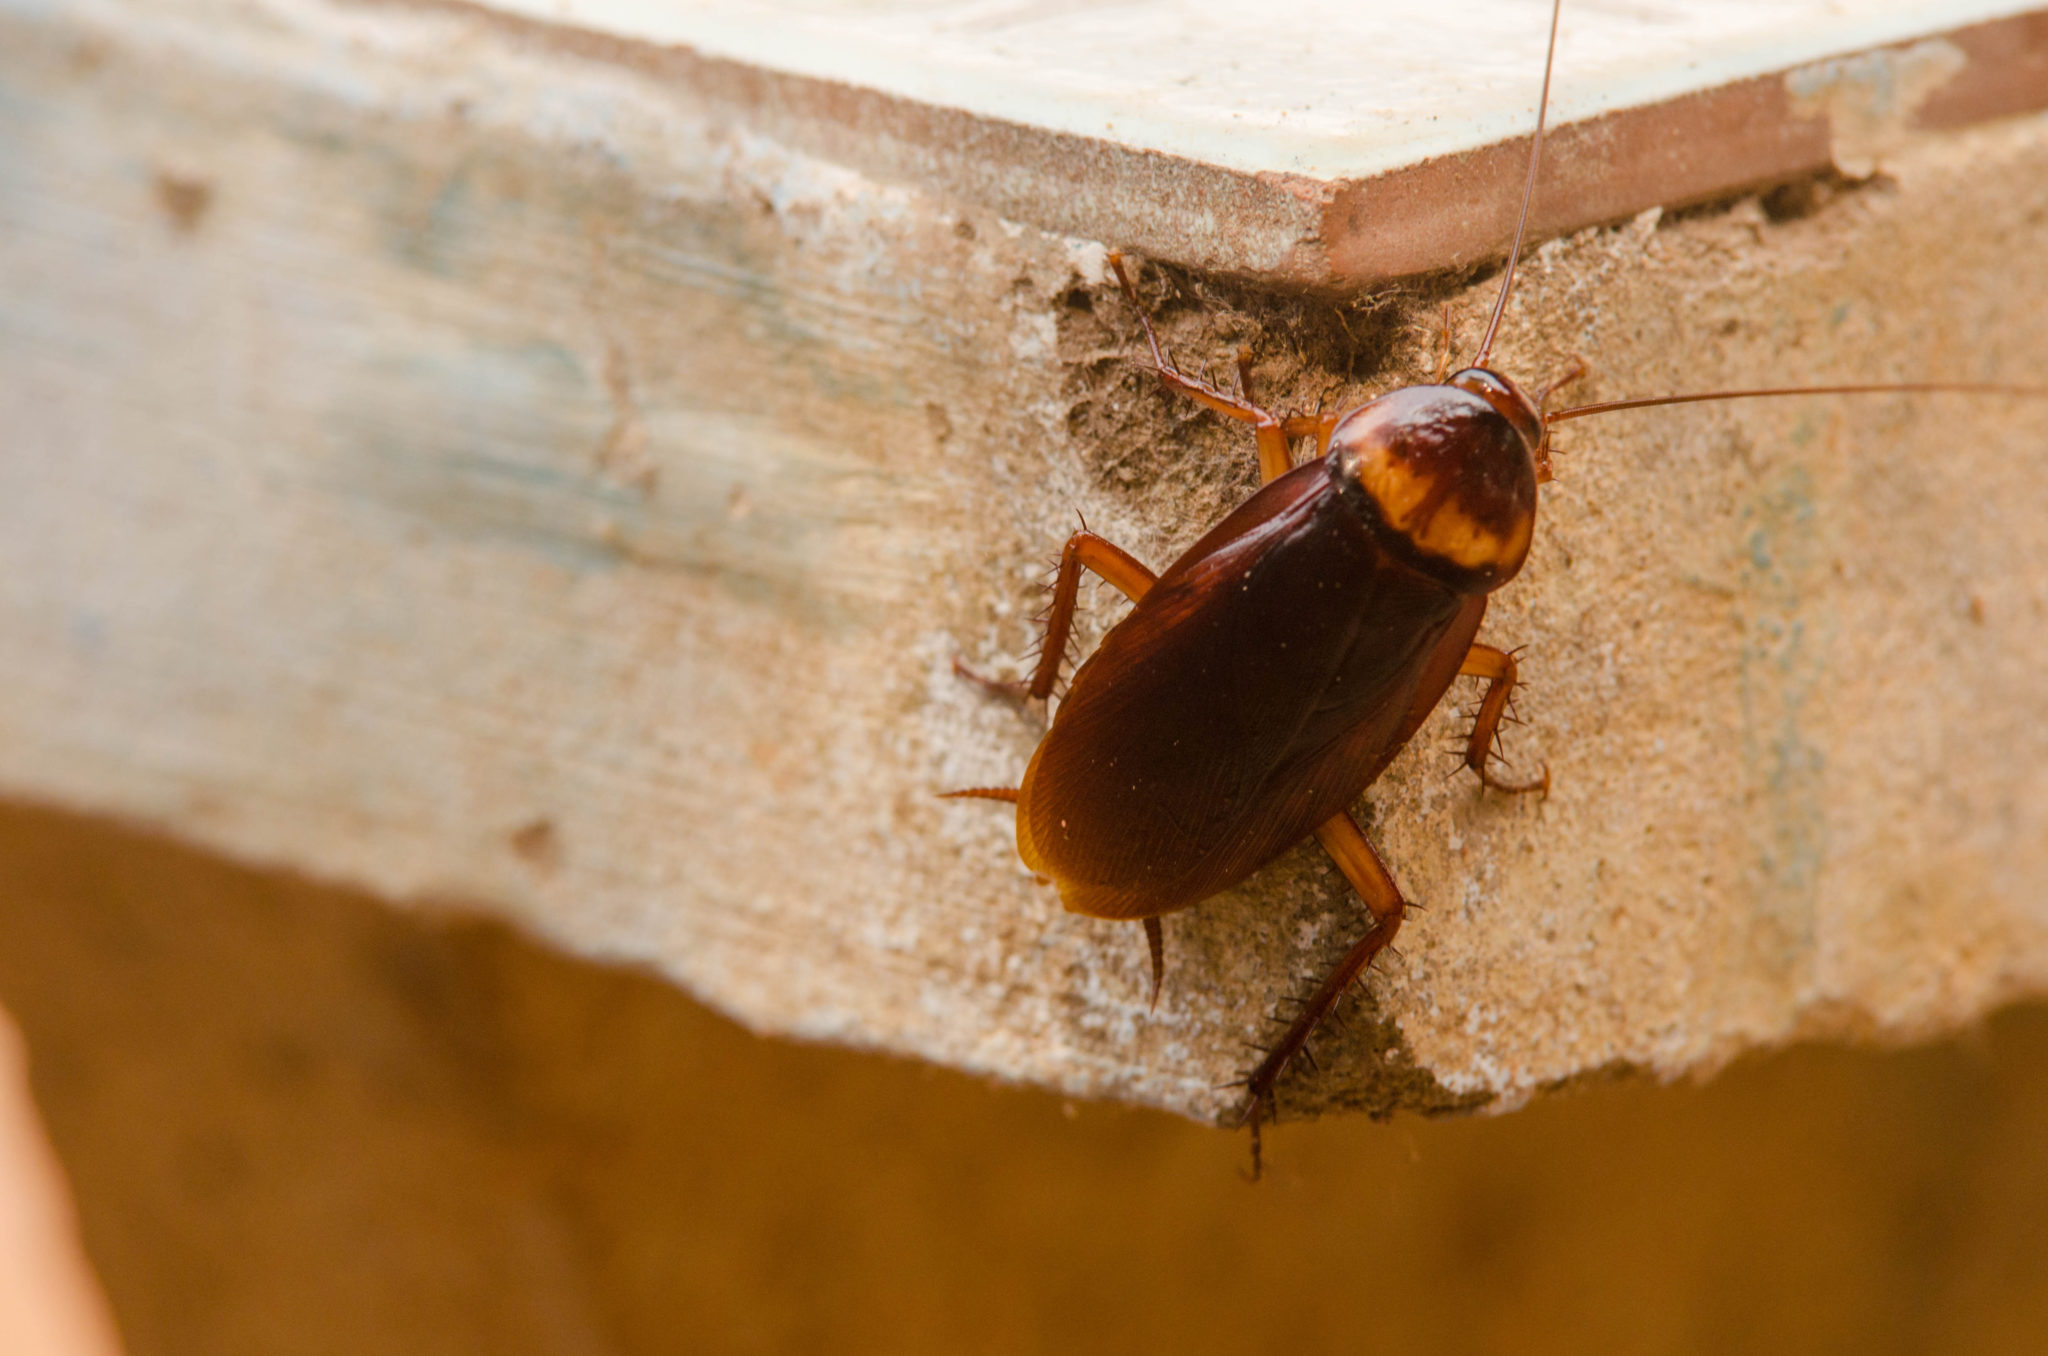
(1107, 253), (1295, 484)
(1280, 411), (1341, 460)
(1023, 531), (1158, 699)
(1238, 809), (1408, 1179)
(1143, 916), (1165, 1010)
(954, 531), (1158, 703)
(1457, 644), (1550, 795)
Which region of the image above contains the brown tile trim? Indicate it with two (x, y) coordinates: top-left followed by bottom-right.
(1327, 11), (2048, 286)
(1918, 10), (2048, 129)
(411, 1), (2048, 288)
(1323, 75), (1834, 284)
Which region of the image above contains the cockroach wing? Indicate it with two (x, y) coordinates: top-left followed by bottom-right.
(1018, 459), (1473, 920)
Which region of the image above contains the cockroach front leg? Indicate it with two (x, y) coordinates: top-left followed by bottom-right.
(1238, 811), (1407, 1179)
(1458, 643), (1549, 795)
(1280, 410), (1341, 460)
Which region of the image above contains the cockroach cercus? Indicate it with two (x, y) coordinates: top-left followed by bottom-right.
(945, 0), (2048, 1176)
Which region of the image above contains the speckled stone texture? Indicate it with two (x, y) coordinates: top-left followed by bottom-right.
(3, 0), (2048, 1124)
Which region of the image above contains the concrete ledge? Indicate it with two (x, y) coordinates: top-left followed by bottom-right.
(4, 0), (2048, 1123)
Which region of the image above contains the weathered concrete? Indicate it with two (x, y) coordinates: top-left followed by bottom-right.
(3, 0), (2048, 1124)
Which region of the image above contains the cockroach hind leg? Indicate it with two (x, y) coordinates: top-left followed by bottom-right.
(1225, 814), (1408, 1181)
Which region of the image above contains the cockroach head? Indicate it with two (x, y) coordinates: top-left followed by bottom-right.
(1326, 368), (1542, 594)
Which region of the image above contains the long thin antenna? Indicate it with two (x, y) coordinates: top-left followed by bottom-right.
(1474, 0), (1566, 369)
(1548, 381), (2048, 424)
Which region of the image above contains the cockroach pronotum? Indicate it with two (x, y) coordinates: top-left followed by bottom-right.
(946, 0), (2048, 1176)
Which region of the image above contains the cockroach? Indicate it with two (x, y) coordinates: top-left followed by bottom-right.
(946, 0), (2048, 1176)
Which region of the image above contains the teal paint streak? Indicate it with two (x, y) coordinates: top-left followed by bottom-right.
(402, 163), (479, 280)
(0, 37), (926, 632)
(334, 342), (643, 573)
(324, 340), (882, 632)
(1736, 465), (1834, 976)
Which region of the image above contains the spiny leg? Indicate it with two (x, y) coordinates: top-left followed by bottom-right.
(950, 536), (1171, 1002)
(1238, 810), (1407, 1180)
(954, 530), (1156, 700)
(1458, 643), (1549, 794)
(1107, 254), (1295, 485)
(1240, 354), (1349, 477)
(1281, 410), (1340, 459)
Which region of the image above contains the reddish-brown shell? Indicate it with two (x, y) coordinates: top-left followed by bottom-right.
(1017, 452), (1485, 920)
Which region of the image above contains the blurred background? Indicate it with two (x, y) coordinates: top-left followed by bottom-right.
(3, 797), (2047, 1356)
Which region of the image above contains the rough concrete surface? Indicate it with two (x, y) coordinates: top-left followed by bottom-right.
(3, 0), (2048, 1125)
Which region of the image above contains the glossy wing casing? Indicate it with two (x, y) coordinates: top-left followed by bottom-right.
(1017, 457), (1486, 920)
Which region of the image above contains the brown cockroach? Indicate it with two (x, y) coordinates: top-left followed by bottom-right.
(948, 0), (2047, 1175)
